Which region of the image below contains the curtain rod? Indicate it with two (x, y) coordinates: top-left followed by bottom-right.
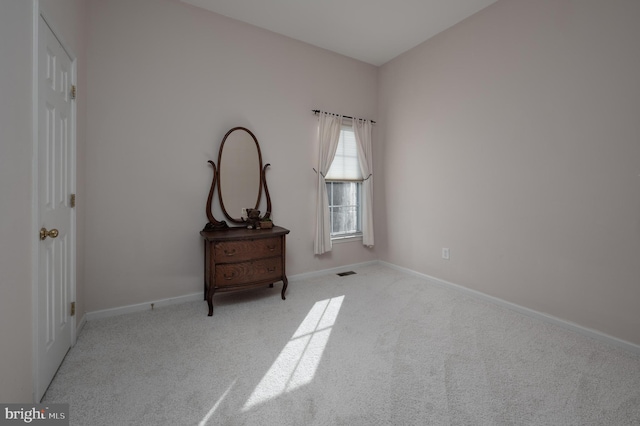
(312, 110), (376, 124)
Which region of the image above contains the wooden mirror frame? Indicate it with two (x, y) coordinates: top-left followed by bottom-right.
(203, 127), (272, 231)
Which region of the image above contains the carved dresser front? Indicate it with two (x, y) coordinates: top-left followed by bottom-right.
(201, 226), (290, 316)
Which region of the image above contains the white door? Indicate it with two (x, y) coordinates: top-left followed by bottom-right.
(36, 15), (76, 402)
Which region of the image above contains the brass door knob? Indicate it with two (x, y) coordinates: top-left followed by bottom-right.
(40, 227), (59, 240)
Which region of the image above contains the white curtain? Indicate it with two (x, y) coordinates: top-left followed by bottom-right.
(314, 112), (342, 255)
(353, 119), (374, 247)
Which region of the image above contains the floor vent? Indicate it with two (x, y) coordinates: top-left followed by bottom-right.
(337, 271), (356, 277)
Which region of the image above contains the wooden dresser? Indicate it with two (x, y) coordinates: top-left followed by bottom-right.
(200, 226), (290, 316)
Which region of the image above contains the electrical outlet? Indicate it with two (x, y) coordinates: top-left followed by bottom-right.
(241, 208), (247, 218)
(442, 248), (450, 260)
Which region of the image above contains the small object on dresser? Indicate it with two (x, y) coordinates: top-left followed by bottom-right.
(245, 208), (261, 229)
(260, 218), (273, 229)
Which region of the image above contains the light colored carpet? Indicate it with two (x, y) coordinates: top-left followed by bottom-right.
(43, 263), (640, 425)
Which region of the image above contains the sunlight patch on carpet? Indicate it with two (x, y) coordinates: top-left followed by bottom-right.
(199, 379), (236, 426)
(242, 296), (345, 410)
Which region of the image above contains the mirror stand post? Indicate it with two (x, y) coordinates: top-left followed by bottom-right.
(202, 160), (229, 231)
(261, 163), (272, 220)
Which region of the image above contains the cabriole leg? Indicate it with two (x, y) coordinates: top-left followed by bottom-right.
(281, 276), (288, 300)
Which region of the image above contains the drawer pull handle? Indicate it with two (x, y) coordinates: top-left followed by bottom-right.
(267, 267), (276, 273)
(224, 249), (237, 256)
(267, 245), (276, 251)
(224, 273), (235, 280)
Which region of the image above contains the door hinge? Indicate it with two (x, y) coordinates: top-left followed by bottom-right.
(70, 193), (76, 208)
(70, 302), (76, 317)
(71, 85), (77, 100)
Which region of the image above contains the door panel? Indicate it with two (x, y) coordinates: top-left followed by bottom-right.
(36, 15), (75, 402)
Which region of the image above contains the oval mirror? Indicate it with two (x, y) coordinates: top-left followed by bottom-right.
(217, 127), (262, 223)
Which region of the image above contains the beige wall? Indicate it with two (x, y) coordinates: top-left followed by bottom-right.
(379, 0), (640, 344)
(83, 0), (379, 312)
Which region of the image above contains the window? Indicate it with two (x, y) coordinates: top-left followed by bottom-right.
(325, 127), (362, 239)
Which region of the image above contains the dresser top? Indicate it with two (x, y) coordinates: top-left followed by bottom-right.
(200, 225), (290, 241)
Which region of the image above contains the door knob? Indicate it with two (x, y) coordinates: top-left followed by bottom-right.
(40, 227), (59, 240)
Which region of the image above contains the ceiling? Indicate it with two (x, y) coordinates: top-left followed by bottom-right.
(179, 0), (497, 66)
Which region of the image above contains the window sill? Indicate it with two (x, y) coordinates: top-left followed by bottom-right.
(331, 234), (363, 244)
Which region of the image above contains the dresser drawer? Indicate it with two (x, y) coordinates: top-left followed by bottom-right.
(215, 257), (282, 287)
(214, 237), (281, 263)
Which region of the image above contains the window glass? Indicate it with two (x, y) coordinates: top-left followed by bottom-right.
(326, 181), (362, 238)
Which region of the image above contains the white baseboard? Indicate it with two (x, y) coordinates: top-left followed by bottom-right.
(380, 261), (640, 355)
(86, 292), (202, 321)
(82, 260), (640, 355)
(83, 261), (378, 322)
